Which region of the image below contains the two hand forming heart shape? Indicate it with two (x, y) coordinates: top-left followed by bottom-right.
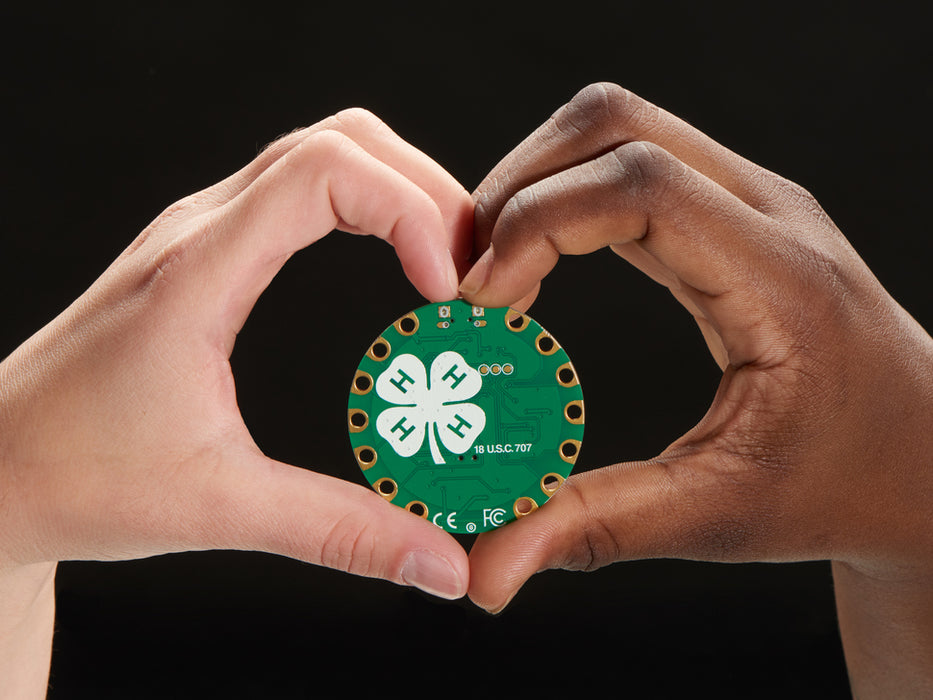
(2, 83), (932, 694)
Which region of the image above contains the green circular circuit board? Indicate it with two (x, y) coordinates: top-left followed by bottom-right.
(347, 300), (584, 534)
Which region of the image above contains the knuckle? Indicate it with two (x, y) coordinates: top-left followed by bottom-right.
(764, 174), (827, 221)
(331, 106), (386, 134)
(288, 129), (356, 172)
(786, 180), (820, 211)
(122, 201), (214, 296)
(137, 234), (197, 294)
(565, 81), (630, 126)
(554, 477), (622, 572)
(302, 127), (351, 152)
(784, 240), (857, 332)
(318, 511), (378, 577)
(145, 194), (207, 234)
(795, 240), (848, 288)
(575, 521), (622, 572)
(611, 140), (676, 196)
(551, 83), (631, 134)
(264, 108), (386, 162)
(149, 240), (187, 280)
(554, 82), (651, 139)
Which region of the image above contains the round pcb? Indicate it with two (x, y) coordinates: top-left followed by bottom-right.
(347, 300), (584, 534)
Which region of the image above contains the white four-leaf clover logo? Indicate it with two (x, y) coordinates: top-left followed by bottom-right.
(375, 351), (486, 465)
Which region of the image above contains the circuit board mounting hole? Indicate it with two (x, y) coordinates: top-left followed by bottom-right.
(354, 445), (378, 470)
(348, 409), (369, 433)
(395, 313), (420, 336)
(375, 477), (398, 500)
(541, 473), (564, 495)
(505, 310), (528, 331)
(565, 401), (584, 423)
(514, 496), (538, 517)
(559, 439), (581, 464)
(557, 363), (579, 387)
(407, 501), (427, 518)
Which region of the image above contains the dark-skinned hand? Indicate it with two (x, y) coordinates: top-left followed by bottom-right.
(461, 83), (933, 697)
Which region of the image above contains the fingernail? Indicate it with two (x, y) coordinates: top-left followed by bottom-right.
(458, 246), (494, 298)
(445, 254), (460, 299)
(401, 551), (464, 600)
(481, 597), (513, 615)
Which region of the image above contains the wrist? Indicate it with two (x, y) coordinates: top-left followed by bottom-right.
(0, 561), (56, 700)
(830, 311), (933, 696)
(833, 561), (933, 697)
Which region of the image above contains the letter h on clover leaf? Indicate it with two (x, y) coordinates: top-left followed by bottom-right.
(375, 351), (486, 465)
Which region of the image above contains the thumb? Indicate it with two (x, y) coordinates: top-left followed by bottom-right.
(192, 449), (470, 600)
(468, 450), (759, 613)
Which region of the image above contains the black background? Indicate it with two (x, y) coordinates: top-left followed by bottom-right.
(3, 2), (931, 697)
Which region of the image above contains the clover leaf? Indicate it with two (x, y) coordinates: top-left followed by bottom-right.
(374, 351), (486, 465)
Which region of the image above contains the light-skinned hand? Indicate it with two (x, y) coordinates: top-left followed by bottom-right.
(0, 109), (472, 697)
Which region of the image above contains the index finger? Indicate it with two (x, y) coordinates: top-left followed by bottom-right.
(165, 109), (474, 275)
(460, 140), (799, 370)
(472, 82), (787, 259)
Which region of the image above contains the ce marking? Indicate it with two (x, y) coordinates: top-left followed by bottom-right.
(432, 511), (458, 530)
